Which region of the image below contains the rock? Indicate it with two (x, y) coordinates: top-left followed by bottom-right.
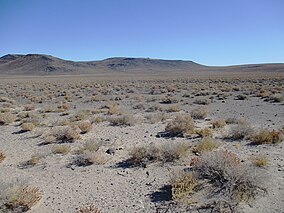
(106, 148), (115, 155)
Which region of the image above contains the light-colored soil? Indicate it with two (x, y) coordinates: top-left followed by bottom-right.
(0, 74), (283, 213)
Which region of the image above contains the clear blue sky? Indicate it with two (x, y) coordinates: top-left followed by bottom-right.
(0, 0), (283, 65)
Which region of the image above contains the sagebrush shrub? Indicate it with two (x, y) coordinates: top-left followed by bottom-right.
(190, 107), (207, 119)
(78, 120), (92, 134)
(226, 123), (254, 140)
(76, 205), (102, 213)
(0, 112), (16, 125)
(212, 119), (226, 129)
(0, 183), (42, 212)
(191, 150), (265, 202)
(128, 143), (189, 166)
(250, 129), (283, 145)
(165, 115), (195, 136)
(0, 151), (5, 163)
(194, 137), (218, 154)
(170, 172), (199, 200)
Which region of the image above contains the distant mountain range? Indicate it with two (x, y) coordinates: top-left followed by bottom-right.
(0, 54), (283, 75)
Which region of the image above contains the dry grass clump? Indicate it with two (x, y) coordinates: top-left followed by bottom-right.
(0, 151), (5, 163)
(165, 114), (195, 137)
(109, 115), (136, 126)
(235, 94), (248, 100)
(23, 104), (35, 111)
(190, 107), (207, 119)
(166, 105), (181, 112)
(269, 93), (283, 102)
(250, 129), (283, 145)
(23, 154), (42, 167)
(76, 205), (102, 213)
(225, 123), (254, 140)
(43, 126), (81, 144)
(193, 98), (210, 105)
(195, 128), (213, 138)
(0, 112), (16, 125)
(107, 104), (120, 115)
(52, 144), (71, 155)
(74, 151), (108, 166)
(128, 143), (189, 166)
(77, 120), (93, 134)
(251, 155), (268, 167)
(190, 150), (266, 203)
(194, 137), (219, 154)
(211, 119), (227, 129)
(0, 183), (42, 212)
(145, 113), (169, 124)
(170, 172), (199, 200)
(21, 122), (35, 132)
(73, 141), (105, 166)
(77, 140), (102, 154)
(70, 110), (92, 122)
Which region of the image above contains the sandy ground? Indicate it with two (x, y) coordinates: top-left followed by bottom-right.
(0, 75), (283, 213)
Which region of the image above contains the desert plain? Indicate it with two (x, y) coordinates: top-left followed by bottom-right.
(0, 67), (283, 213)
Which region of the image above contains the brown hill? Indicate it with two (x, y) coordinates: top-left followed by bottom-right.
(0, 54), (283, 75)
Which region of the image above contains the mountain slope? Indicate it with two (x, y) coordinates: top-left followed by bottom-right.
(0, 54), (283, 75)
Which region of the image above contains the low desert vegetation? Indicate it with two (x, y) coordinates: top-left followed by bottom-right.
(190, 107), (207, 119)
(76, 205), (103, 213)
(170, 172), (199, 201)
(225, 123), (254, 140)
(211, 119), (227, 129)
(250, 129), (283, 145)
(0, 77), (282, 212)
(184, 150), (266, 206)
(21, 122), (36, 132)
(269, 93), (283, 102)
(195, 128), (213, 138)
(109, 114), (136, 126)
(77, 140), (102, 154)
(0, 112), (16, 125)
(193, 137), (219, 154)
(73, 151), (108, 166)
(251, 155), (269, 167)
(43, 126), (81, 144)
(127, 143), (190, 167)
(165, 114), (195, 137)
(0, 183), (42, 212)
(145, 112), (169, 124)
(52, 144), (71, 155)
(77, 120), (93, 134)
(193, 98), (210, 105)
(0, 151), (5, 163)
(21, 154), (42, 168)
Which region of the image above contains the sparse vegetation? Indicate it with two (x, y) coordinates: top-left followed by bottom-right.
(21, 122), (36, 132)
(170, 172), (199, 200)
(109, 115), (136, 126)
(194, 137), (219, 154)
(128, 143), (189, 166)
(225, 123), (254, 140)
(76, 205), (102, 213)
(212, 119), (226, 129)
(190, 107), (207, 119)
(195, 128), (213, 138)
(0, 183), (42, 212)
(191, 150), (266, 203)
(52, 144), (71, 155)
(0, 151), (5, 163)
(165, 114), (195, 137)
(250, 129), (283, 145)
(0, 112), (16, 125)
(251, 155), (269, 167)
